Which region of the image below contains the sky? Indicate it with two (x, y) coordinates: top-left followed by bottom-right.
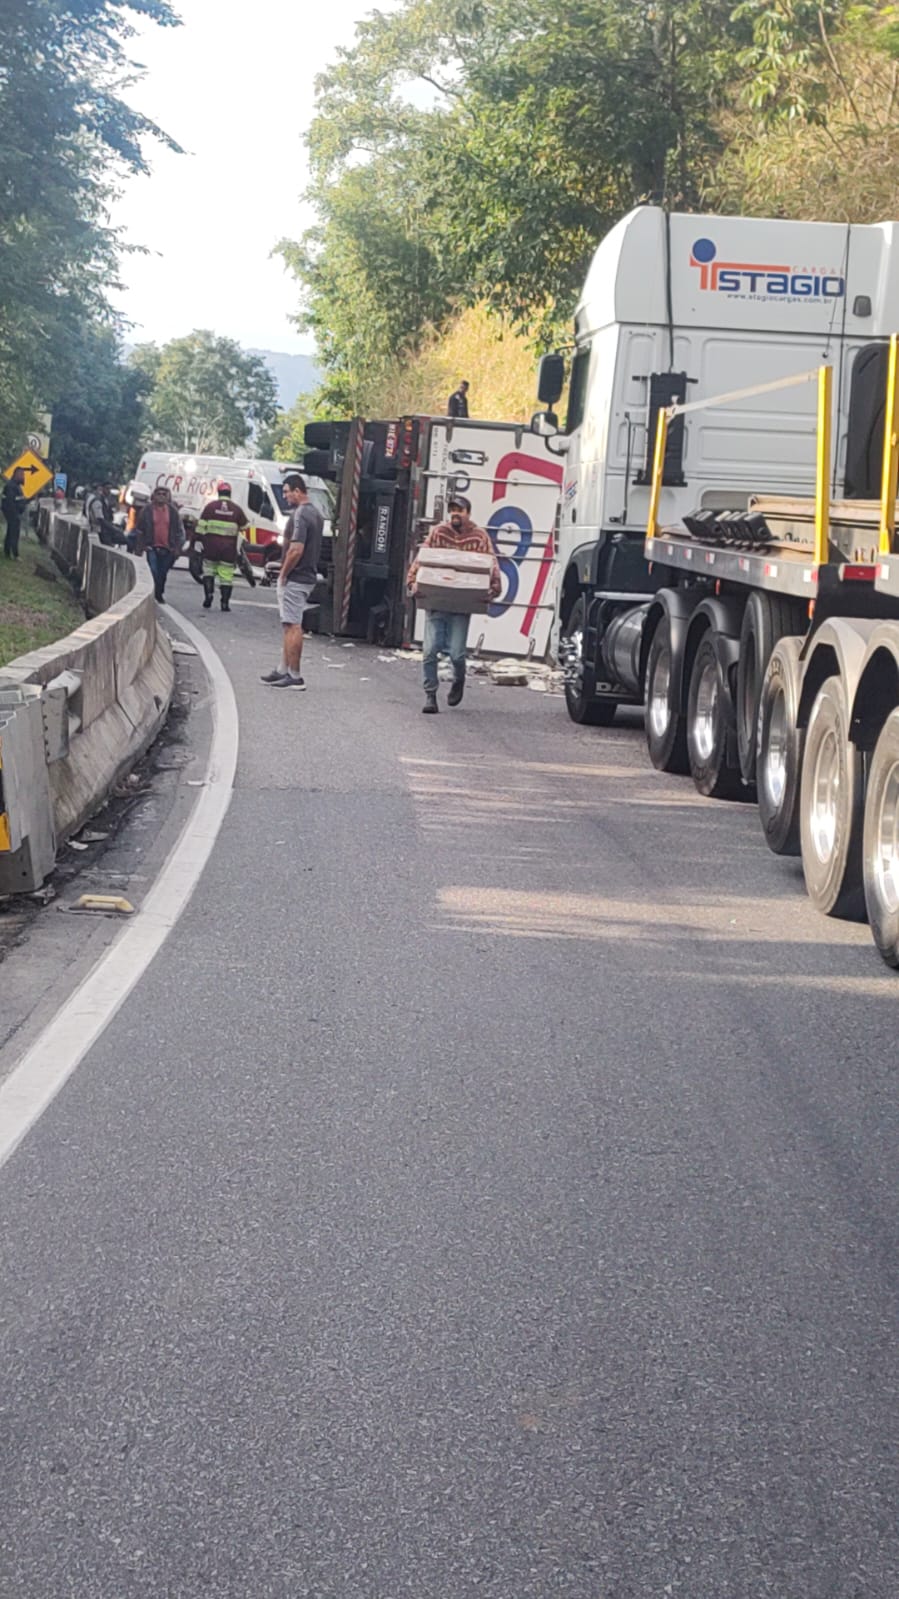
(110, 0), (375, 355)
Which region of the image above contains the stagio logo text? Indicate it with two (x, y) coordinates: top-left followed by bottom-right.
(690, 237), (845, 300)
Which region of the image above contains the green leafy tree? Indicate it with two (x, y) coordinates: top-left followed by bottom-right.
(255, 395), (315, 461)
(133, 331), (280, 454)
(0, 0), (181, 461)
(280, 0), (751, 407)
(50, 325), (149, 487)
(712, 1), (899, 216)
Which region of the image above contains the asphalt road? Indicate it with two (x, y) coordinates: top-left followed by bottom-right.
(2, 569), (898, 1598)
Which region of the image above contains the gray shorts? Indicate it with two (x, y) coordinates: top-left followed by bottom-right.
(278, 582), (313, 625)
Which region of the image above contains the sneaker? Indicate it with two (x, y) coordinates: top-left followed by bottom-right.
(422, 692), (439, 714)
(266, 673), (306, 690)
(260, 668), (286, 683)
(447, 677), (464, 707)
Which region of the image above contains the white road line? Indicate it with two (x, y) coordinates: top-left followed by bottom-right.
(0, 606), (238, 1171)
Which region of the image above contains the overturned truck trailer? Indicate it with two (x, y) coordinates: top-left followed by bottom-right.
(302, 414), (563, 656)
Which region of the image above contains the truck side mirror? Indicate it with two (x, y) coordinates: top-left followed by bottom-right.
(531, 410), (559, 438)
(537, 351), (565, 406)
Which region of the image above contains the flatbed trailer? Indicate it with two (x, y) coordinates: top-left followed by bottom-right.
(620, 344), (899, 968)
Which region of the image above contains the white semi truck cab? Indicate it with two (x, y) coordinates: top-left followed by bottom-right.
(534, 204), (899, 722)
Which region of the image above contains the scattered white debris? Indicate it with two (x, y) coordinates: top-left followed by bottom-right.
(169, 639), (198, 657)
(68, 839), (89, 851)
(489, 660), (530, 686)
(79, 829), (108, 842)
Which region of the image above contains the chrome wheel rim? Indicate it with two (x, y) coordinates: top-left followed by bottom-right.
(873, 760), (899, 915)
(649, 647), (671, 740)
(764, 687), (788, 811)
(565, 625), (584, 696)
(692, 658), (718, 763)
(809, 728), (841, 864)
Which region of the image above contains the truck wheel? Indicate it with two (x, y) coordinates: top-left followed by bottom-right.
(686, 632), (743, 799)
(563, 597), (617, 726)
(645, 615), (688, 773)
(862, 708), (899, 966)
(799, 675), (866, 919)
(757, 636), (804, 856)
(737, 593), (806, 784)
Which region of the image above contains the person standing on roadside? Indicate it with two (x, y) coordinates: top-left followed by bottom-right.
(407, 494), (501, 714)
(261, 473), (323, 691)
(192, 481), (247, 613)
(134, 485), (185, 604)
(86, 480), (125, 546)
(2, 467), (27, 559)
(448, 381), (470, 419)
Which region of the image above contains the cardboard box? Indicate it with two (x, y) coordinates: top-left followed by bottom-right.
(414, 567), (491, 614)
(414, 545), (493, 613)
(416, 546), (495, 577)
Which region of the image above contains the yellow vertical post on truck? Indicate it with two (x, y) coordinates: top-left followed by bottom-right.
(0, 736), (10, 853)
(879, 334), (899, 556)
(646, 409), (669, 538)
(813, 364), (833, 568)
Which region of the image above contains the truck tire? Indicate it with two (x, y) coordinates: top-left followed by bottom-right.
(303, 422), (333, 449)
(686, 632), (743, 799)
(799, 675), (866, 919)
(645, 615), (688, 773)
(862, 707), (899, 966)
(737, 592), (806, 784)
(302, 449), (331, 478)
(757, 636), (804, 856)
(563, 597), (617, 726)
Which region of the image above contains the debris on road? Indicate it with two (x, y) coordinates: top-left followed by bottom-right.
(68, 894), (134, 915)
(489, 660), (530, 686)
(380, 646), (563, 690)
(168, 638), (198, 656)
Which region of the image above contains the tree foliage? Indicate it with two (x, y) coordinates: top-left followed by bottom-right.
(131, 331), (280, 455)
(713, 0), (899, 217)
(0, 0), (180, 461)
(256, 395), (315, 463)
(283, 0), (898, 417)
(50, 326), (149, 486)
(281, 0), (752, 408)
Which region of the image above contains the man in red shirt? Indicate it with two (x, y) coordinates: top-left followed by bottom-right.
(407, 495), (501, 713)
(134, 486), (185, 603)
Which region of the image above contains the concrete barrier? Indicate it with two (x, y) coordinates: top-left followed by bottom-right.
(0, 510), (174, 844)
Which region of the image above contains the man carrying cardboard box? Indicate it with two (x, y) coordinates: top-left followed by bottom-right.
(408, 496), (502, 714)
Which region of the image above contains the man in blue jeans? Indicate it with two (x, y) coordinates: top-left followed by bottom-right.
(408, 496), (501, 714)
(134, 485), (185, 603)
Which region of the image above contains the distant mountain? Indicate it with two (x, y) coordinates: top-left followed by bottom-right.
(250, 350), (320, 412)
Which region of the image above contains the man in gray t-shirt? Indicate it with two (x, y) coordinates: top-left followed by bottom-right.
(285, 500), (324, 587)
(262, 474), (325, 690)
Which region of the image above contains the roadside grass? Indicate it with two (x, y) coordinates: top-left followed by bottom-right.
(0, 529), (83, 666)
